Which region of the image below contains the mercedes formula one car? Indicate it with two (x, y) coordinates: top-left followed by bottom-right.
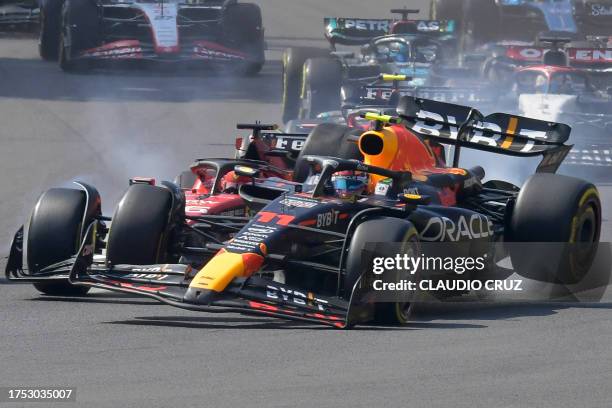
(0, 0), (38, 28)
(280, 8), (464, 123)
(6, 97), (601, 328)
(37, 0), (265, 73)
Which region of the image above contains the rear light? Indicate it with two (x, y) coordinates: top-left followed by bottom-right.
(129, 177), (155, 186)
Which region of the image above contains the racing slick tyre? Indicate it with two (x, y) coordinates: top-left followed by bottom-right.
(222, 2), (265, 76)
(281, 47), (331, 123)
(39, 0), (63, 60)
(344, 217), (420, 325)
(106, 184), (174, 266)
(59, 0), (99, 72)
(27, 188), (91, 296)
(299, 57), (342, 120)
(293, 123), (362, 182)
(507, 174), (601, 284)
(174, 170), (198, 191)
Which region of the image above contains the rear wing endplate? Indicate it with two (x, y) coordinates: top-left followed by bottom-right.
(324, 17), (455, 46)
(396, 96), (572, 173)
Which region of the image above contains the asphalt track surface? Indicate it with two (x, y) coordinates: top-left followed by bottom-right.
(1, 1), (611, 407)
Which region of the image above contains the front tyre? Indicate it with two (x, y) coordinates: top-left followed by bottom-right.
(39, 0), (63, 60)
(59, 0), (99, 72)
(222, 2), (265, 76)
(27, 188), (91, 296)
(281, 47), (330, 123)
(344, 217), (420, 325)
(106, 184), (175, 266)
(299, 57), (342, 120)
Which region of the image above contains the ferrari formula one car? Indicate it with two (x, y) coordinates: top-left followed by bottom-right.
(37, 0), (265, 73)
(5, 123), (318, 294)
(6, 97), (602, 328)
(280, 8), (464, 123)
(0, 0), (38, 28)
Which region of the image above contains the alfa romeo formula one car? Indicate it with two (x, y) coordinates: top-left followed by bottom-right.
(6, 97), (602, 328)
(37, 0), (265, 73)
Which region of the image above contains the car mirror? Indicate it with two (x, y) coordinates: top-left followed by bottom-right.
(397, 193), (430, 206)
(233, 165), (260, 179)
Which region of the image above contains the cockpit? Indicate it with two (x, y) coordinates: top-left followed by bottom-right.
(515, 70), (591, 95)
(369, 37), (440, 64)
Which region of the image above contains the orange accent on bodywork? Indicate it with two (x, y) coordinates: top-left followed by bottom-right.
(259, 243), (267, 255)
(256, 211), (277, 223)
(358, 125), (438, 191)
(299, 219), (317, 226)
(189, 251), (264, 292)
(276, 214), (295, 226)
(501, 117), (518, 149)
(357, 125), (468, 206)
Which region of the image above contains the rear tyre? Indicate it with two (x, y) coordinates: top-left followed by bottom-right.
(281, 47), (330, 123)
(222, 2), (265, 76)
(106, 184), (174, 265)
(293, 123), (362, 182)
(299, 57), (342, 119)
(39, 0), (63, 60)
(507, 174), (601, 284)
(28, 188), (90, 296)
(59, 0), (99, 72)
(344, 217), (420, 325)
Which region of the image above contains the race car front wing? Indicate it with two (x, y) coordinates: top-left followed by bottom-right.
(6, 222), (367, 328)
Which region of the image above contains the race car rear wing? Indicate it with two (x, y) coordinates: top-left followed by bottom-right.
(348, 73), (497, 106)
(395, 96), (572, 173)
(324, 17), (454, 47)
(503, 45), (612, 67)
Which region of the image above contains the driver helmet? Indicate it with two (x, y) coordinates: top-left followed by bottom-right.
(219, 171), (252, 194)
(551, 75), (573, 94)
(195, 168), (217, 194)
(534, 74), (548, 94)
(388, 42), (409, 63)
(331, 171), (368, 198)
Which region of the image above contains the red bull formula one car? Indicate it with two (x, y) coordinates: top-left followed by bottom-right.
(6, 98), (601, 328)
